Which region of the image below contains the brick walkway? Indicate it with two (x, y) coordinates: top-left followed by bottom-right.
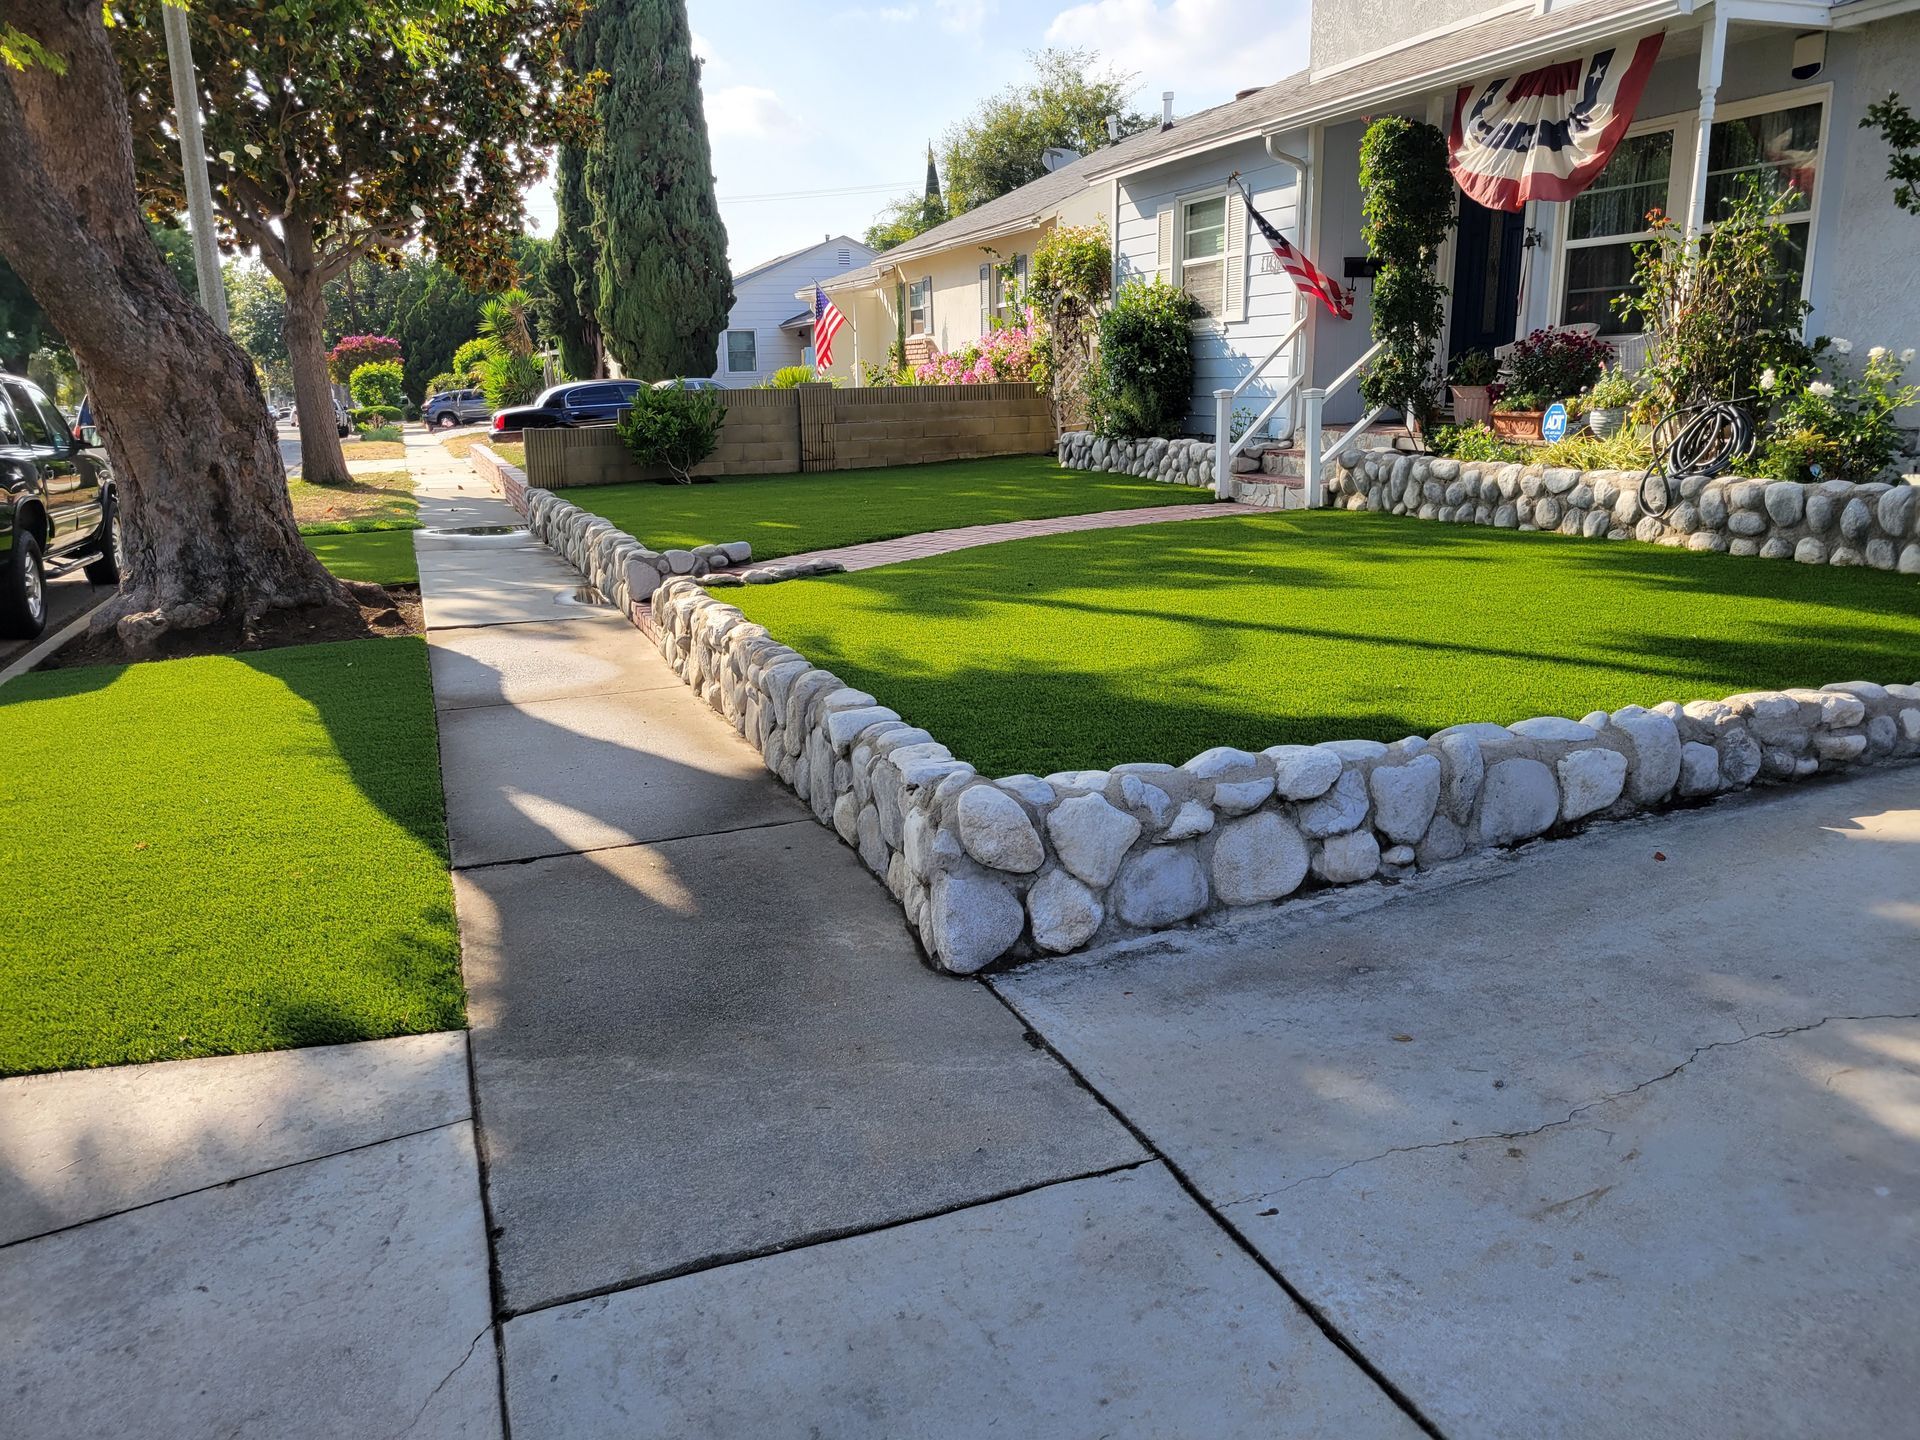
(746, 500), (1253, 575)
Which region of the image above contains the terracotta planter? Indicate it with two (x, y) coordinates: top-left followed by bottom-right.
(1449, 384), (1493, 425)
(1488, 409), (1545, 442)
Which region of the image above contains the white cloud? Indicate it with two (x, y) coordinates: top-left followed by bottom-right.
(1044, 0), (1310, 108)
(705, 84), (801, 140)
(934, 0), (997, 36)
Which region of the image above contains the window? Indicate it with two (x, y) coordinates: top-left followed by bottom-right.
(908, 276), (932, 335)
(979, 254), (1030, 331)
(2, 379), (57, 448)
(1181, 195), (1228, 316)
(725, 330), (758, 373)
(1705, 99), (1822, 308)
(566, 384), (622, 407)
(1560, 129), (1673, 334)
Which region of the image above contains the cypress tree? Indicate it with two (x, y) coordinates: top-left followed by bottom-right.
(545, 140), (604, 379)
(583, 0), (732, 378)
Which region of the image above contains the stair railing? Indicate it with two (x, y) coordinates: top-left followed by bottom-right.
(1298, 339), (1386, 508)
(1210, 313), (1308, 500)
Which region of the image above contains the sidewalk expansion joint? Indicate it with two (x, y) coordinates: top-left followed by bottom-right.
(492, 1156), (1158, 1326)
(0, 1115), (473, 1255)
(451, 816), (820, 873)
(981, 977), (1453, 1440)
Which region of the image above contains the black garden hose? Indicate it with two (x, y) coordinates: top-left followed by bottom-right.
(1637, 400), (1756, 518)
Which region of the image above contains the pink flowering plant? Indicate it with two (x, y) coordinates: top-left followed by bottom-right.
(913, 317), (1045, 386)
(326, 334), (403, 383)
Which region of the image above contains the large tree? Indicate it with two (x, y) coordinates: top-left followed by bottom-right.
(112, 0), (596, 484)
(580, 0), (731, 379)
(544, 141), (605, 379)
(864, 146), (947, 254)
(942, 48), (1153, 214)
(0, 0), (359, 649)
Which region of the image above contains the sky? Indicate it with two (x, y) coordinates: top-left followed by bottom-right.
(523, 0), (1312, 271)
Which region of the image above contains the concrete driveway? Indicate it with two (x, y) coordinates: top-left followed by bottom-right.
(997, 767), (1920, 1439)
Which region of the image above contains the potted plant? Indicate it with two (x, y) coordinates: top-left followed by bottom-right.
(1503, 327), (1613, 414)
(1448, 350), (1499, 424)
(1584, 364), (1637, 439)
(1489, 389), (1550, 442)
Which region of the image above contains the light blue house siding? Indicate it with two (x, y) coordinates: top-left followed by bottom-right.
(1114, 138), (1313, 438)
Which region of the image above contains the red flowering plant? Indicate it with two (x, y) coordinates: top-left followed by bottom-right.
(327, 335), (403, 383)
(1500, 327), (1614, 404)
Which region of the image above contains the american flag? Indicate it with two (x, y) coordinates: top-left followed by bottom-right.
(813, 284), (848, 368)
(1232, 178), (1351, 321)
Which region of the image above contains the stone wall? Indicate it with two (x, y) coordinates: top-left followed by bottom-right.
(523, 382), (1054, 490)
(490, 447), (1920, 976)
(1329, 452), (1920, 572)
(1055, 430), (1310, 510)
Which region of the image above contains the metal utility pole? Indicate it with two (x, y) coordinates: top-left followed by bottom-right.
(161, 3), (230, 332)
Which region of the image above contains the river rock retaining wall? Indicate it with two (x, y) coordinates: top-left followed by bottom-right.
(489, 445), (1920, 974)
(1329, 452), (1920, 571)
(1056, 431), (1306, 510)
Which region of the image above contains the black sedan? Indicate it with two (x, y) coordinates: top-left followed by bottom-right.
(491, 380), (646, 434)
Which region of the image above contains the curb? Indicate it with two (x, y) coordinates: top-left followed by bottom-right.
(0, 595), (111, 691)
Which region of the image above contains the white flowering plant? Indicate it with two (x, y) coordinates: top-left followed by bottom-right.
(1752, 341), (1920, 482)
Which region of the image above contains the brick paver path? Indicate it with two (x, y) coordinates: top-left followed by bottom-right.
(746, 500), (1256, 575)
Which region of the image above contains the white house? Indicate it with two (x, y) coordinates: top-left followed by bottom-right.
(708, 235), (877, 387)
(1068, 0), (1920, 473)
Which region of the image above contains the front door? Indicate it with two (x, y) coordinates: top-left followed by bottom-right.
(1448, 195), (1525, 360)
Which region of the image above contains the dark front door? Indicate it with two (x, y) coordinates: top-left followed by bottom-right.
(1449, 195), (1525, 359)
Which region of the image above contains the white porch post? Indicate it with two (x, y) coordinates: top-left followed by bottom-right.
(1301, 387), (1327, 508)
(1214, 389), (1234, 499)
(1683, 11), (1729, 237)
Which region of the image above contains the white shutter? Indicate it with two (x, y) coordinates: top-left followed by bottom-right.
(980, 263), (992, 331)
(1156, 206), (1176, 284)
(1223, 192), (1247, 322)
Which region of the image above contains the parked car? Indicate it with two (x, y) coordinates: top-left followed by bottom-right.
(652, 377), (726, 392)
(423, 387), (493, 430)
(0, 370), (119, 639)
(490, 380), (646, 434)
(290, 396), (351, 437)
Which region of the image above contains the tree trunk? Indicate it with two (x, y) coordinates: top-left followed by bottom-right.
(283, 257), (351, 488)
(0, 0), (360, 650)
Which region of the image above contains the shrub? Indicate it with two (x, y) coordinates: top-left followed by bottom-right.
(351, 404), (405, 424)
(348, 359), (407, 412)
(1616, 177), (1815, 412)
(327, 335), (402, 383)
(1751, 342), (1919, 480)
(425, 371), (459, 397)
(1428, 422), (1529, 463)
(1030, 221), (1112, 430)
(1502, 329), (1612, 400)
(765, 366), (829, 389)
(915, 322), (1043, 386)
(617, 385), (727, 484)
(1535, 426), (1654, 470)
(451, 339), (491, 387)
(1358, 117), (1454, 428)
(357, 423), (402, 442)
(1449, 350), (1499, 386)
(1089, 278), (1195, 439)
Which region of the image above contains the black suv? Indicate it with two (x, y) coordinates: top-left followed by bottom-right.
(424, 387), (492, 430)
(1, 371), (119, 639)
(491, 380), (645, 434)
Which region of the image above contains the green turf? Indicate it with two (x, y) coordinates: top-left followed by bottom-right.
(732, 510), (1920, 776)
(0, 638), (462, 1076)
(304, 527), (419, 584)
(563, 454), (1215, 560)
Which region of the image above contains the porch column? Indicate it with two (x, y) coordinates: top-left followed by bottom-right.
(1683, 11), (1729, 237)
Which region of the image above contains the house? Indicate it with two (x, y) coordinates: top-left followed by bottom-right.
(709, 235), (876, 387)
(1076, 0), (1920, 472)
(806, 130), (1174, 381)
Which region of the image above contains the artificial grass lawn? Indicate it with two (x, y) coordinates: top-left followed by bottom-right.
(0, 638), (461, 1075)
(303, 527), (419, 585)
(565, 454), (1213, 561)
(733, 510), (1920, 776)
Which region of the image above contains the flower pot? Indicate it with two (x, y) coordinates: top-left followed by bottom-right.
(1488, 410), (1545, 442)
(1449, 384), (1493, 425)
(1587, 406), (1627, 439)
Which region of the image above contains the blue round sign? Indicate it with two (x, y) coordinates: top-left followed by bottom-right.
(1541, 402), (1569, 443)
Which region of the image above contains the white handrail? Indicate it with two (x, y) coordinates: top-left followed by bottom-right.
(1230, 374), (1304, 460)
(1228, 315), (1308, 404)
(1325, 406), (1388, 463)
(1322, 340), (1385, 403)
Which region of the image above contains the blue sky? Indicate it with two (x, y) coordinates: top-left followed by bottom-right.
(524, 0), (1311, 270)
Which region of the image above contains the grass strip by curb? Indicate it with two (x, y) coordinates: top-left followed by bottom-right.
(0, 637), (461, 1076)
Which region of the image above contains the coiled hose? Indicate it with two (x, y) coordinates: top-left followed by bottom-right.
(1637, 400), (1756, 518)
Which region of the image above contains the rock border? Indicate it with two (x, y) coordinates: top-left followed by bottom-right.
(1327, 451), (1920, 571)
(491, 448), (1920, 974)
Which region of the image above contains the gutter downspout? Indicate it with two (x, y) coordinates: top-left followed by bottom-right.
(1265, 134), (1316, 445)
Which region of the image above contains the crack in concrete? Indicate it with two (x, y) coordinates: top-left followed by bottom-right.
(1223, 1011), (1920, 1208)
(384, 1325), (491, 1440)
